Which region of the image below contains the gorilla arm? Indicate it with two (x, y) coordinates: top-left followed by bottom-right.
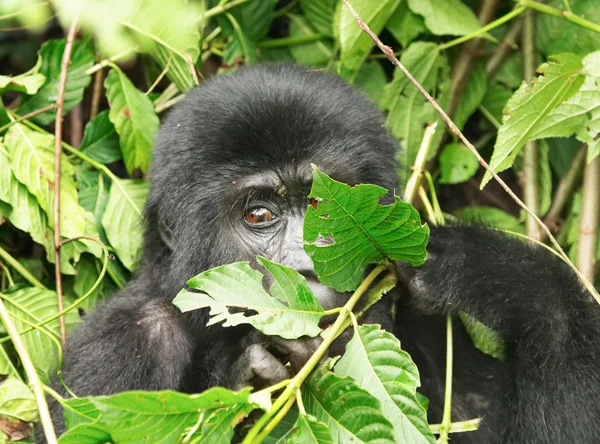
(398, 225), (600, 442)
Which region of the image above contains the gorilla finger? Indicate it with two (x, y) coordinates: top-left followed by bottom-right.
(230, 344), (289, 391)
(270, 336), (324, 371)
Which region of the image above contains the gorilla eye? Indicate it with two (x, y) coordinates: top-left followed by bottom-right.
(245, 207), (275, 225)
(309, 197), (321, 210)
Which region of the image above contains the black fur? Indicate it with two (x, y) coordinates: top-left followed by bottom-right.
(47, 65), (600, 443)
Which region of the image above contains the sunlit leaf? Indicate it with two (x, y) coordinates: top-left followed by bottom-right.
(0, 376), (38, 422)
(407, 0), (482, 37)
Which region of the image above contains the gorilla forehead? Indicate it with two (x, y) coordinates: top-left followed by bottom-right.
(150, 64), (399, 194)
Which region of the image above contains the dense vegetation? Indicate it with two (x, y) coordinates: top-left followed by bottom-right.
(0, 0), (598, 442)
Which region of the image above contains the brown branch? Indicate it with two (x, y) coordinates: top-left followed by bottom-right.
(341, 0), (600, 303)
(577, 155), (600, 282)
(69, 104), (83, 147)
(0, 104), (57, 133)
(89, 66), (104, 120)
(53, 16), (79, 344)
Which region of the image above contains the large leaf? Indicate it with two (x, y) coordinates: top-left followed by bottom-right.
(381, 42), (450, 185)
(173, 257), (324, 339)
(1, 288), (80, 378)
(406, 0), (481, 36)
(481, 53), (585, 187)
(302, 366), (395, 443)
(337, 0), (402, 82)
(303, 167), (429, 292)
(104, 68), (159, 175)
(528, 51), (600, 162)
(79, 110), (122, 164)
(335, 324), (435, 443)
(18, 40), (94, 125)
(101, 179), (148, 271)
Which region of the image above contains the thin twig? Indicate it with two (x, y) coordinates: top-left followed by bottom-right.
(53, 15), (79, 344)
(0, 298), (57, 443)
(522, 9), (540, 240)
(146, 54), (172, 95)
(404, 122), (438, 203)
(543, 145), (586, 233)
(0, 104), (57, 133)
(89, 66), (104, 119)
(577, 155), (600, 283)
(155, 94), (185, 114)
(341, 0), (600, 303)
(438, 316), (454, 443)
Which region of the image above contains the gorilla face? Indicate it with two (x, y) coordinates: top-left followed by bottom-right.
(140, 64), (400, 311)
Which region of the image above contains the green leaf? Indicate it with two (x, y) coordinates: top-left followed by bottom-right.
(481, 83), (513, 125)
(101, 179), (148, 272)
(454, 206), (525, 234)
(1, 287), (80, 378)
(354, 61), (388, 105)
(304, 167), (429, 292)
(288, 14), (332, 66)
(226, 0), (277, 42)
(0, 56), (45, 94)
(337, 0), (401, 81)
(302, 366), (395, 443)
(192, 404), (253, 443)
(223, 19), (258, 66)
(407, 0), (482, 36)
(528, 51), (600, 163)
(288, 414), (333, 444)
(335, 324), (435, 443)
(439, 143), (479, 184)
(174, 257), (324, 339)
(0, 376), (38, 422)
(386, 2), (426, 48)
(381, 42), (450, 185)
(537, 0), (600, 57)
(105, 68), (159, 175)
(300, 0), (337, 37)
(59, 424), (111, 444)
(18, 40), (94, 125)
(481, 53), (585, 188)
(264, 409), (299, 443)
(453, 63), (487, 131)
(79, 110), (122, 164)
(459, 313), (506, 360)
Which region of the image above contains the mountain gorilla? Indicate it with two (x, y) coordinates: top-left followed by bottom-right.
(48, 65), (600, 443)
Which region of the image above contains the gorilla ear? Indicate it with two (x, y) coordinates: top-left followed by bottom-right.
(158, 212), (176, 251)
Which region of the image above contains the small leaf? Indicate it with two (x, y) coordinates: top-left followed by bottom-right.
(18, 39), (94, 125)
(459, 313), (506, 360)
(481, 53), (585, 187)
(101, 179), (148, 271)
(386, 2), (426, 48)
(407, 0), (482, 37)
(79, 110), (122, 164)
(174, 257), (324, 339)
(105, 68), (159, 175)
(337, 0), (402, 81)
(304, 167), (429, 292)
(0, 376), (38, 423)
(0, 56), (45, 95)
(302, 366), (395, 443)
(289, 414), (333, 444)
(439, 143), (479, 184)
(335, 324), (435, 443)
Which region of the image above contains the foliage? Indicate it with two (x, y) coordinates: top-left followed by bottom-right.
(0, 0), (599, 442)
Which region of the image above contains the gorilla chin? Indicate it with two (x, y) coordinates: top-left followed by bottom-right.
(44, 64), (600, 444)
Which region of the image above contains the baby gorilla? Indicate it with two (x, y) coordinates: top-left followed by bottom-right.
(49, 65), (600, 443)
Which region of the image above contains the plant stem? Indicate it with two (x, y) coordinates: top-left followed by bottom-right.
(0, 104), (57, 133)
(85, 49), (134, 75)
(255, 396), (296, 442)
(155, 95), (185, 113)
(242, 265), (387, 444)
(519, 0), (600, 33)
(0, 298), (57, 443)
(437, 316), (454, 443)
(430, 418), (481, 434)
(204, 0), (250, 19)
(404, 122), (438, 204)
(0, 246), (47, 289)
(577, 154), (600, 283)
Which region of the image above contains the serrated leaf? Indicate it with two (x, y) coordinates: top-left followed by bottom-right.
(288, 14), (332, 67)
(335, 324), (435, 443)
(302, 366), (395, 443)
(101, 179), (148, 271)
(528, 51), (600, 163)
(459, 313), (506, 360)
(439, 143), (479, 184)
(1, 287), (80, 378)
(105, 68), (159, 175)
(381, 42), (450, 185)
(337, 0), (401, 82)
(174, 257), (324, 339)
(0, 56), (45, 94)
(300, 0), (337, 37)
(481, 53), (585, 188)
(386, 2), (426, 48)
(18, 40), (94, 125)
(79, 110), (122, 164)
(289, 414), (333, 444)
(407, 0), (481, 37)
(0, 376), (38, 422)
(303, 167), (429, 292)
